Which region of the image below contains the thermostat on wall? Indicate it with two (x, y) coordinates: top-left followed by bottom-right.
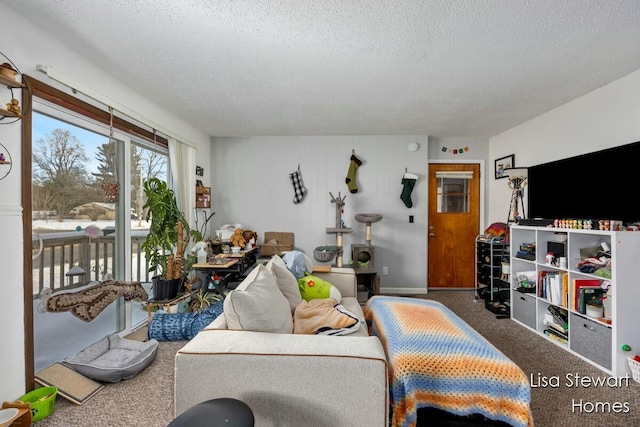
(408, 142), (420, 152)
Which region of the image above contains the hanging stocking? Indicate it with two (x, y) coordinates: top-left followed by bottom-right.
(400, 172), (418, 208)
(290, 165), (307, 204)
(345, 153), (363, 193)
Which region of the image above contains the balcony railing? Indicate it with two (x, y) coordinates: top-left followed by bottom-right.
(32, 230), (153, 297)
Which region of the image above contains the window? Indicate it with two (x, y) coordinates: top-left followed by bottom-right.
(435, 171), (473, 213)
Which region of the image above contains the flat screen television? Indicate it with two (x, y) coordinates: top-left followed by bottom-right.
(527, 140), (640, 225)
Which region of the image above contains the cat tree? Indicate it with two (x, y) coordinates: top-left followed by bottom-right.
(326, 191), (352, 267)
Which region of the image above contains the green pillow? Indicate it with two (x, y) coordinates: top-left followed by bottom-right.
(297, 274), (342, 302)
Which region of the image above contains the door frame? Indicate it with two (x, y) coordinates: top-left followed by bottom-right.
(426, 159), (486, 290)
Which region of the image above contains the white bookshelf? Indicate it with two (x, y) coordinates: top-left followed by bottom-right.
(509, 225), (640, 377)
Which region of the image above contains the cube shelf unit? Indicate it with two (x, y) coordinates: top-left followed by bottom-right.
(509, 224), (640, 377)
(475, 235), (510, 314)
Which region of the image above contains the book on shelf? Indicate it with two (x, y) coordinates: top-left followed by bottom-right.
(546, 321), (568, 338)
(572, 278), (601, 311)
(538, 271), (568, 307)
(578, 287), (606, 315)
(544, 329), (568, 345)
(547, 305), (568, 329)
(543, 313), (568, 338)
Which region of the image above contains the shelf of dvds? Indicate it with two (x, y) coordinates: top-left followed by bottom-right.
(509, 224), (640, 377)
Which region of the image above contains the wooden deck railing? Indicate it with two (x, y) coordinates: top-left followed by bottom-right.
(31, 230), (152, 297)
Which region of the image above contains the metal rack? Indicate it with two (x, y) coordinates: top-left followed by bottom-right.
(475, 235), (510, 314)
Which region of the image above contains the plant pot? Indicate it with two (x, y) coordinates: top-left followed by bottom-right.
(152, 277), (181, 301)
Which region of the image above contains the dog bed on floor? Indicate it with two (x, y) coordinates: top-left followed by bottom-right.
(62, 333), (158, 383)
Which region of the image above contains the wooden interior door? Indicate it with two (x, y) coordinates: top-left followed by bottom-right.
(427, 163), (480, 288)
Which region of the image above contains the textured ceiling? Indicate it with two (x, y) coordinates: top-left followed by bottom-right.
(6, 0), (640, 138)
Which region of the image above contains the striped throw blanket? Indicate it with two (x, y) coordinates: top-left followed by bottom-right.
(364, 296), (533, 427)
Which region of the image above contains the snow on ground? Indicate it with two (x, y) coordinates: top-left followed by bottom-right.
(32, 219), (151, 232)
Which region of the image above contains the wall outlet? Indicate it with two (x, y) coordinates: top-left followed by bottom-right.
(382, 266), (388, 275)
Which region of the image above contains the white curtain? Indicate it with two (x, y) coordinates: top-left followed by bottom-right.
(168, 137), (196, 231)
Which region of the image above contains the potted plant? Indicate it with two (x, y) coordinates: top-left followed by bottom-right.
(188, 292), (221, 313)
(188, 291), (223, 334)
(141, 177), (201, 300)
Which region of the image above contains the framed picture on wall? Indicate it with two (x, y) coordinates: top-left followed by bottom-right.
(495, 154), (514, 179)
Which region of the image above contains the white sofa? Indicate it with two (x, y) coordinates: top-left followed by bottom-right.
(174, 265), (388, 427)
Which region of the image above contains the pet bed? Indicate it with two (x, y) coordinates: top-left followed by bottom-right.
(364, 296), (533, 427)
(62, 333), (158, 383)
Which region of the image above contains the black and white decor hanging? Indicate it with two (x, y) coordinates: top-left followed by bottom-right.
(289, 164), (308, 205)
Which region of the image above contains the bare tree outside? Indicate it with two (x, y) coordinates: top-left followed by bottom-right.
(33, 128), (96, 220)
(135, 148), (166, 225)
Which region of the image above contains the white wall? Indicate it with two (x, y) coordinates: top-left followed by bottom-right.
(488, 69), (640, 225)
(0, 6), (211, 401)
(211, 136), (430, 293)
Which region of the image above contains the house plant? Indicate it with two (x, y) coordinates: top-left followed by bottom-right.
(141, 177), (201, 300)
(188, 291), (221, 313)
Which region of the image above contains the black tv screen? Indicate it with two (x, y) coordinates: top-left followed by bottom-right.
(527, 141), (640, 225)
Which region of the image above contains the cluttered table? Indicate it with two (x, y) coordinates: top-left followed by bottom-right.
(193, 246), (258, 295)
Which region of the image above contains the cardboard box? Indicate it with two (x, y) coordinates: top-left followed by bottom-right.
(260, 232), (294, 256)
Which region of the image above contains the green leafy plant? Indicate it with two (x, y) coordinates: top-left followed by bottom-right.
(189, 292), (221, 312)
(141, 177), (201, 281)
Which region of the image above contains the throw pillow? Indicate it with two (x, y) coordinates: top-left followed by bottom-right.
(293, 298), (361, 335)
(298, 274), (342, 302)
(265, 255), (303, 313)
(224, 264), (293, 333)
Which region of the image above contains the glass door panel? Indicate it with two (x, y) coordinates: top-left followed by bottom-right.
(129, 141), (168, 328)
(32, 107), (122, 371)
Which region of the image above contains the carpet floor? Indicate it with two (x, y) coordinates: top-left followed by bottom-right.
(34, 290), (640, 427)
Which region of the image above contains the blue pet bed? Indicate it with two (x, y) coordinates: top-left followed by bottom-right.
(148, 300), (224, 341)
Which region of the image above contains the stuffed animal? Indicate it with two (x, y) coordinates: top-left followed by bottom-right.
(242, 230), (258, 247)
(484, 222), (507, 239)
(298, 274), (342, 302)
(230, 227), (246, 248)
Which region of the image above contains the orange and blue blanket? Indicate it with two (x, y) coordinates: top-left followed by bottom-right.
(364, 296), (533, 427)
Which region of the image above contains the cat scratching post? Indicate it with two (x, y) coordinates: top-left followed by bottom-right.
(326, 192), (352, 267)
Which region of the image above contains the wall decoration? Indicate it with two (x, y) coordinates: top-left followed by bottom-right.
(345, 149), (362, 193)
(196, 165), (204, 176)
(290, 164), (307, 204)
(495, 154), (515, 179)
(0, 142), (12, 180)
(441, 146), (470, 154)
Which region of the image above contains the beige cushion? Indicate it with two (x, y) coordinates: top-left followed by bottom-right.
(223, 264), (293, 333)
(293, 298), (361, 335)
(265, 255), (303, 312)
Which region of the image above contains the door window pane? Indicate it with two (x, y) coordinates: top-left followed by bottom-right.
(436, 177), (470, 213)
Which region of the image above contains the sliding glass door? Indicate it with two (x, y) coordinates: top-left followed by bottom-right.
(31, 99), (167, 372)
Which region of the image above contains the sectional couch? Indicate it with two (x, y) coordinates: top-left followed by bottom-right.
(174, 258), (389, 427)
